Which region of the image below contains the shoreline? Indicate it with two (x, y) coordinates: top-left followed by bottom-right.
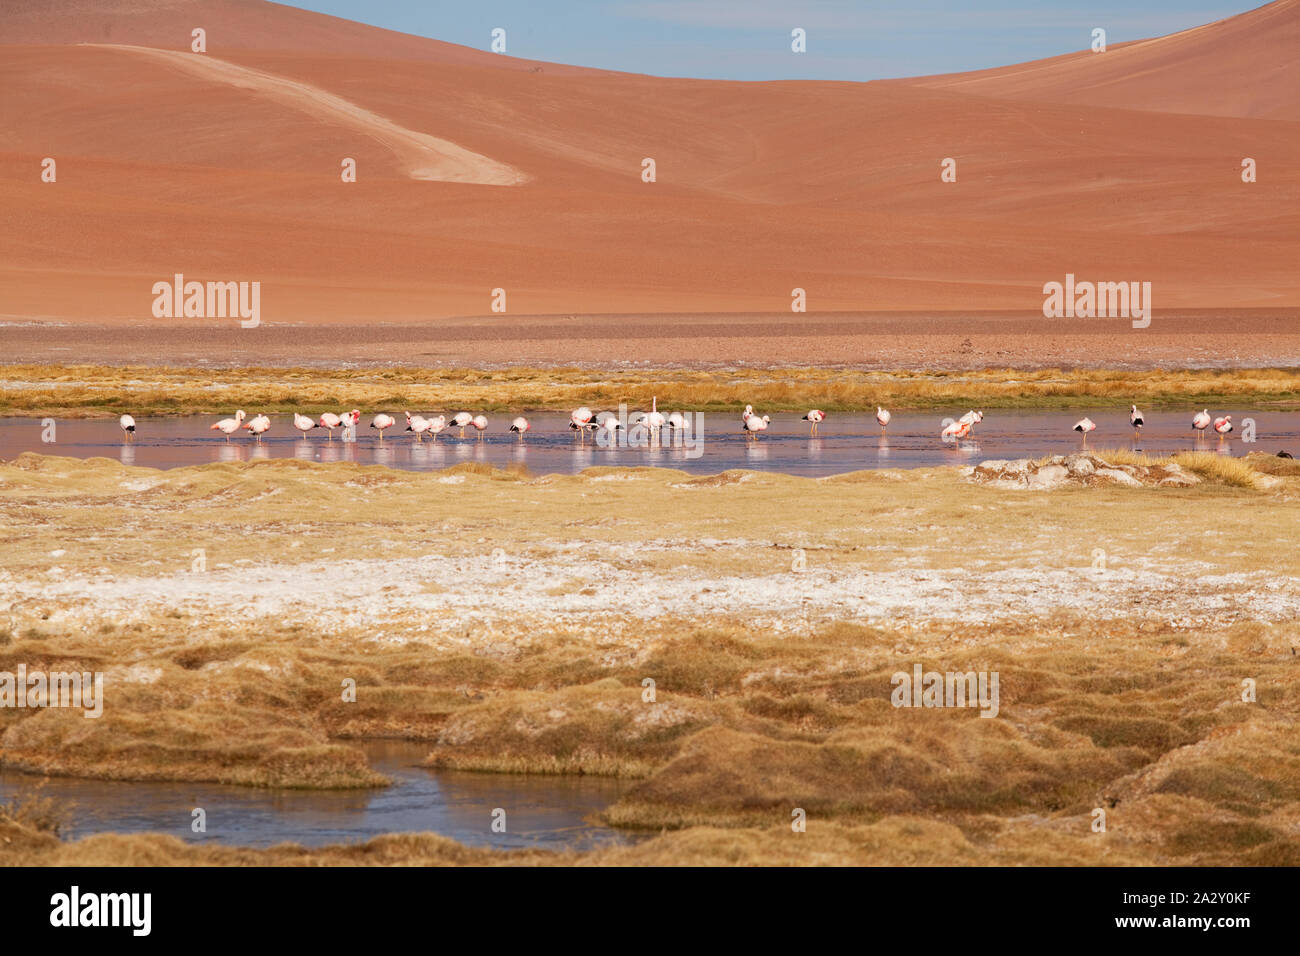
(3, 310), (1300, 379)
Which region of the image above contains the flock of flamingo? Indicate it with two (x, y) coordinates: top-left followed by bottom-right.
(107, 402), (1239, 446)
(195, 409), (514, 442)
(1070, 406), (1233, 445)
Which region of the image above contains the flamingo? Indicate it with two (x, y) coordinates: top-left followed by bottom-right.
(802, 409), (825, 436)
(1073, 417), (1097, 445)
(876, 407), (891, 432)
(243, 414), (271, 443)
(405, 411), (432, 441)
(319, 411), (342, 441)
(293, 413), (318, 438)
(450, 412), (473, 438)
(743, 414), (771, 440)
(1214, 415), (1233, 439)
(570, 406), (594, 443)
(371, 413), (396, 440)
(959, 410), (984, 427)
(742, 404), (754, 424)
(594, 410), (617, 427)
(118, 414), (136, 441)
(1130, 404), (1144, 439)
(941, 418), (971, 444)
(471, 414), (488, 440)
(427, 415), (447, 441)
(509, 416), (530, 441)
(1193, 409), (1212, 435)
(597, 416), (622, 441)
(210, 410), (247, 442)
(336, 409), (361, 440)
(666, 411), (687, 431)
(646, 397), (666, 437)
(569, 418), (598, 440)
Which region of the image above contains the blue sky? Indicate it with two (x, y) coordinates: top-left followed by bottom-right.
(282, 0), (1257, 80)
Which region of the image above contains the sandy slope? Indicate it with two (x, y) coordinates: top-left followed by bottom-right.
(0, 0), (1297, 349)
(904, 0), (1300, 120)
(93, 44), (527, 185)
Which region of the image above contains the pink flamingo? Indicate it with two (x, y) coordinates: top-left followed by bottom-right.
(293, 413), (318, 438)
(242, 414), (271, 443)
(450, 412), (473, 438)
(319, 411), (342, 441)
(941, 418), (971, 445)
(1073, 417), (1097, 445)
(211, 410), (246, 442)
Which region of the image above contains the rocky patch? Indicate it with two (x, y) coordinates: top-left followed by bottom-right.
(967, 454), (1202, 490)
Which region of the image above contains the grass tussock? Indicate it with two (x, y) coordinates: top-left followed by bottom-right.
(3, 609), (1298, 866)
(1066, 448), (1269, 489)
(1245, 452), (1300, 476)
(0, 792), (65, 837)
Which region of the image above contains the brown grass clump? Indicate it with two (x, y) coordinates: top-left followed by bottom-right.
(0, 791), (65, 837)
(1167, 451), (1264, 488)
(1058, 448), (1268, 489)
(1245, 452), (1300, 476)
(4, 363), (1300, 417)
(424, 680), (706, 777)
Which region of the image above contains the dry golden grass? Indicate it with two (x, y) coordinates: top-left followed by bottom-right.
(1, 452), (1297, 865)
(1246, 452), (1300, 477)
(1073, 448), (1266, 488)
(3, 363), (1300, 417)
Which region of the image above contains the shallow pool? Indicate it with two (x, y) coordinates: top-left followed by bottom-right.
(2, 409), (1292, 477)
(0, 740), (635, 850)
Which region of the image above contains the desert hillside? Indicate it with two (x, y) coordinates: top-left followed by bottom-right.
(1, 0), (1297, 327)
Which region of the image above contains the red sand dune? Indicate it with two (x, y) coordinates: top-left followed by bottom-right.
(903, 0), (1300, 120)
(0, 0), (1297, 354)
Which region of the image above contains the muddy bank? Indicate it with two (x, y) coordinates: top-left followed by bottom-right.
(3, 311), (1300, 371)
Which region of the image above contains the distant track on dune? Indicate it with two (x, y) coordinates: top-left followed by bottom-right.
(86, 43), (529, 186)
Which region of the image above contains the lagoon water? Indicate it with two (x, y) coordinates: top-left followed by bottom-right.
(1, 411), (1293, 476)
(0, 741), (634, 850)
